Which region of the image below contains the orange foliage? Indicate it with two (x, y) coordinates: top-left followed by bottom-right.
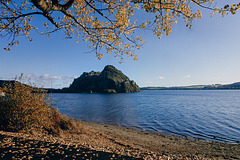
(0, 77), (74, 134)
(0, 0), (239, 61)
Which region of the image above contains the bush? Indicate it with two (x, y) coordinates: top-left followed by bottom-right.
(46, 108), (74, 134)
(0, 77), (74, 134)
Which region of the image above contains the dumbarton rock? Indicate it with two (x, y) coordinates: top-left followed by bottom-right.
(67, 65), (140, 93)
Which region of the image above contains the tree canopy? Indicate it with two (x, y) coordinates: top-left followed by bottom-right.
(0, 0), (239, 61)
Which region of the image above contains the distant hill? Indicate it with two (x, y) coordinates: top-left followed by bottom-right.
(141, 82), (240, 90)
(49, 65), (140, 93)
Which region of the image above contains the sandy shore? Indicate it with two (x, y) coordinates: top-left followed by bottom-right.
(0, 120), (239, 159)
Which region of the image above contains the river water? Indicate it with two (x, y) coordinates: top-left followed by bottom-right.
(51, 90), (240, 143)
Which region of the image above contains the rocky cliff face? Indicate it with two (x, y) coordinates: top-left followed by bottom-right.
(67, 65), (140, 93)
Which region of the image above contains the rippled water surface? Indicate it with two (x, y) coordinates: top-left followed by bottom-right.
(52, 90), (240, 143)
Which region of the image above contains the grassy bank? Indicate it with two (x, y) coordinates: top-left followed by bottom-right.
(0, 78), (75, 135)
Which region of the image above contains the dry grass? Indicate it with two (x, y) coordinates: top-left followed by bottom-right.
(0, 77), (74, 134)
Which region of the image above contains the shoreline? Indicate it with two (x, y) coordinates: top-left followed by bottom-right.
(80, 121), (240, 158)
(84, 121), (239, 145)
(1, 120), (239, 159)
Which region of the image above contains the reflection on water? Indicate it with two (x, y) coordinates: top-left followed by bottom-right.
(52, 90), (240, 143)
(52, 93), (139, 126)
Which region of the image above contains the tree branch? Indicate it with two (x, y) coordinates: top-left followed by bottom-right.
(1, 12), (44, 20)
(83, 0), (114, 26)
(42, 12), (59, 28)
(31, 0), (52, 13)
(62, 0), (75, 10)
(191, 0), (215, 11)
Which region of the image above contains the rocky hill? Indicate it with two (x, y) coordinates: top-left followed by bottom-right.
(64, 65), (140, 93)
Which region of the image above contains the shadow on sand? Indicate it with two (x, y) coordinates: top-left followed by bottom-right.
(0, 134), (142, 160)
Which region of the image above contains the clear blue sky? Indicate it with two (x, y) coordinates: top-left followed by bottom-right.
(1, 3), (240, 88)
